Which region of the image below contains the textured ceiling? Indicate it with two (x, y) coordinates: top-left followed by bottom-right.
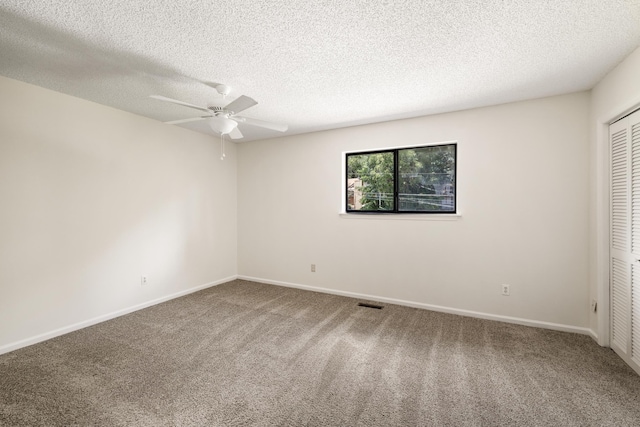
(1, 1), (639, 141)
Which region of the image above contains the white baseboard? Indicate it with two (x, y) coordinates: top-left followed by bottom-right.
(238, 275), (592, 336)
(3, 275), (592, 357)
(0, 275), (238, 356)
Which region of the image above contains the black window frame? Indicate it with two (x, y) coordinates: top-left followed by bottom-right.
(345, 143), (457, 214)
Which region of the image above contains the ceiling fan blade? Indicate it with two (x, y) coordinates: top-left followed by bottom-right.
(165, 116), (210, 125)
(150, 95), (210, 113)
(237, 116), (288, 132)
(228, 127), (244, 140)
(224, 95), (257, 114)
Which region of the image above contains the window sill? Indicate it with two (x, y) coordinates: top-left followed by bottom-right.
(338, 212), (462, 221)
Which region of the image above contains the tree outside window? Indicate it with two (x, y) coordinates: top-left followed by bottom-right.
(346, 144), (456, 213)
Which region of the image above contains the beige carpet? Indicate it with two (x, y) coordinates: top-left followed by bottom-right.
(1, 279), (640, 426)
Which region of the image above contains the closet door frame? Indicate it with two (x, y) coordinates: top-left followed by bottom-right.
(597, 96), (640, 351)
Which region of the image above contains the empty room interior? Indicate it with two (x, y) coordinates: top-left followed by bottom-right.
(2, 1), (640, 425)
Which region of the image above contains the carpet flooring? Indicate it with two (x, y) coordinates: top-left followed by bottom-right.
(1, 279), (640, 426)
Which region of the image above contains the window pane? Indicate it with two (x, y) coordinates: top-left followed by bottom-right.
(347, 152), (394, 211)
(398, 145), (455, 212)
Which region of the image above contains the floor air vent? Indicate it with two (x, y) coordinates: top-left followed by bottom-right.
(357, 302), (383, 310)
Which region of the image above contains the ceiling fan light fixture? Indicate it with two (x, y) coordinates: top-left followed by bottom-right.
(209, 116), (238, 135)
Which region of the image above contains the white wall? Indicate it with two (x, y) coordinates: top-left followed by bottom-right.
(589, 47), (640, 341)
(0, 76), (237, 352)
(0, 70), (600, 352)
(238, 92), (590, 330)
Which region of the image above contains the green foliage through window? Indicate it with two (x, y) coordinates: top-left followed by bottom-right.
(346, 144), (456, 213)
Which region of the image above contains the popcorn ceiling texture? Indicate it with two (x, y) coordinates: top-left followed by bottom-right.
(0, 0), (639, 141)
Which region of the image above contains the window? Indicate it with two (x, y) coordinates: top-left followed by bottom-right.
(346, 143), (456, 213)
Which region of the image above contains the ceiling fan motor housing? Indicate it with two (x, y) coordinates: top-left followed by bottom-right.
(215, 84), (231, 96)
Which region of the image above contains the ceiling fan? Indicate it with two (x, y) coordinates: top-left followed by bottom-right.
(150, 84), (288, 140)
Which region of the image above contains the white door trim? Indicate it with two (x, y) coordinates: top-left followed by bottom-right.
(597, 97), (640, 347)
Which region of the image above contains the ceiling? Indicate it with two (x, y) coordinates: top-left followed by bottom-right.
(1, 1), (639, 142)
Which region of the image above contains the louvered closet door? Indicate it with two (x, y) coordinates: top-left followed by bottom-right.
(610, 109), (640, 375)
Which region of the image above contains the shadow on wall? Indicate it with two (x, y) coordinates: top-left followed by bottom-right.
(0, 116), (220, 346)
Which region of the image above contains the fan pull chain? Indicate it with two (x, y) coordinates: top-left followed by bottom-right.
(220, 134), (226, 160)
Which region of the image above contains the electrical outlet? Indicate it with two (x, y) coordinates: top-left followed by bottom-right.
(141, 276), (148, 286)
(591, 299), (597, 313)
(311, 264), (316, 273)
(501, 284), (510, 296)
